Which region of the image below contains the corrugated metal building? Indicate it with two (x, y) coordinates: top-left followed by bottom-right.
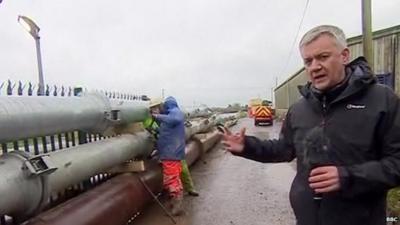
(274, 25), (400, 118)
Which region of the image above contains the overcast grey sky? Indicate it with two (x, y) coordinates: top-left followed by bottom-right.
(0, 1), (399, 109)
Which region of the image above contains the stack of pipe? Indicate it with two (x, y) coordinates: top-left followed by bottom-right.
(22, 128), (225, 225)
(0, 133), (153, 218)
(0, 93), (151, 218)
(0, 91), (238, 223)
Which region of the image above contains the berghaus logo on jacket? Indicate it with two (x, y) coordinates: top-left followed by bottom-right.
(346, 104), (366, 109)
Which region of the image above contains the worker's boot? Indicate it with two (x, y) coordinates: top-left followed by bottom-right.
(188, 189), (199, 197)
(171, 195), (185, 216)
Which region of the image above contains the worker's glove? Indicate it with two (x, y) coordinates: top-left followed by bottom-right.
(150, 149), (159, 158)
(184, 121), (192, 127)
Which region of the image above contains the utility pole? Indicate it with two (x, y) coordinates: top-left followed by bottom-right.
(161, 88), (165, 99)
(362, 0), (374, 72)
(270, 87), (274, 107)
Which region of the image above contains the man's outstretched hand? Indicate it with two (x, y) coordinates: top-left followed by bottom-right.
(220, 127), (246, 154)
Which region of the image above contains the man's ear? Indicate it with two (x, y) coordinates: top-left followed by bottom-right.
(341, 48), (350, 64)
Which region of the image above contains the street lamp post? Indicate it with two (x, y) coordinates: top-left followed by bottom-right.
(18, 15), (45, 96)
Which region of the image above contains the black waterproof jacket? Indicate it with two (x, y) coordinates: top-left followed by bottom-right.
(240, 57), (400, 225)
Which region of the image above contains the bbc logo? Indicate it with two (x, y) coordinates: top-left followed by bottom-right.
(387, 216), (399, 222)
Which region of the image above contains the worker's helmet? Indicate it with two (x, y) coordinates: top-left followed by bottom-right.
(149, 97), (163, 108)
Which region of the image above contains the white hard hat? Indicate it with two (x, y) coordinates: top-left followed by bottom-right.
(149, 97), (163, 108)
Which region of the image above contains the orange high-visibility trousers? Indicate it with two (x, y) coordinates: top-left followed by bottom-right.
(162, 160), (183, 198)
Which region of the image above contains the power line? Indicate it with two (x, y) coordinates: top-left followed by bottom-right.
(279, 0), (310, 81)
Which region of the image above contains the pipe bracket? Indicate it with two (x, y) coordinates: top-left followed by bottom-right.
(24, 155), (57, 177)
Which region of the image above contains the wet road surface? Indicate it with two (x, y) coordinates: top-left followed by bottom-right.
(133, 118), (296, 225)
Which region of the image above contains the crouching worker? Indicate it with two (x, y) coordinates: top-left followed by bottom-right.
(150, 96), (186, 216)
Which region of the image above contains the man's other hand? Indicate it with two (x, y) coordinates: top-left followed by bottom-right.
(221, 127), (246, 154)
(309, 166), (340, 193)
(152, 113), (160, 119)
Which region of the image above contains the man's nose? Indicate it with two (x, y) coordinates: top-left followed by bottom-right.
(309, 60), (322, 72)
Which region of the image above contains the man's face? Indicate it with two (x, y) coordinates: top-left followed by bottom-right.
(300, 34), (350, 91)
(150, 105), (161, 114)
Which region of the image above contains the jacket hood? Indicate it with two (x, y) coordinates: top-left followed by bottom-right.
(345, 56), (376, 87)
(298, 57), (376, 101)
(163, 96), (179, 112)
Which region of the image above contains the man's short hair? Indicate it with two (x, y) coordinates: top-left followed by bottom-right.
(299, 25), (347, 50)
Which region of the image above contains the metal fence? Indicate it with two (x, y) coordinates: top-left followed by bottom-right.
(0, 80), (148, 225)
(0, 79), (149, 100)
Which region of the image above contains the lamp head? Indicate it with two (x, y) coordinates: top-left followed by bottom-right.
(18, 15), (40, 39)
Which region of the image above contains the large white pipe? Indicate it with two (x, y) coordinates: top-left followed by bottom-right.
(0, 93), (149, 142)
(0, 132), (153, 217)
(185, 118), (216, 140)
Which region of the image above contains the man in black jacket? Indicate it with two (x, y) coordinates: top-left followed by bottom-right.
(222, 25), (400, 225)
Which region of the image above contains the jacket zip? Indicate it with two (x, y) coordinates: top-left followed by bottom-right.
(321, 95), (329, 156)
(316, 95), (328, 225)
(321, 95), (327, 127)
